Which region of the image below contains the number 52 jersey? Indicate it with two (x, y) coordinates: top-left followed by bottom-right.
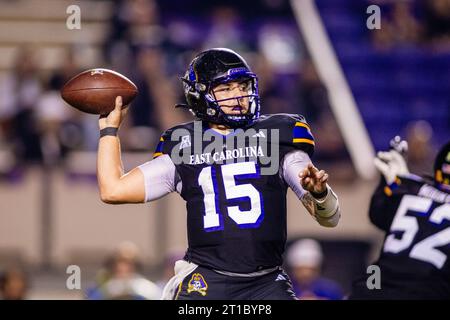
(351, 175), (450, 299)
(150, 113), (315, 274)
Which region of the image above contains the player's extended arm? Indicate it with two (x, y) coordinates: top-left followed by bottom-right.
(97, 96), (145, 204)
(369, 145), (410, 230)
(97, 96), (176, 204)
(282, 150), (341, 227)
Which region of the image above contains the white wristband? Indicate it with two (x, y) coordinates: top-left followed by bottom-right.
(309, 185), (339, 218)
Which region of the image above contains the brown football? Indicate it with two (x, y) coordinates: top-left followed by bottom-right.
(61, 68), (138, 115)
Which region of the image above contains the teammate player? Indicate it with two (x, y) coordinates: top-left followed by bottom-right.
(349, 138), (450, 299)
(97, 48), (341, 300)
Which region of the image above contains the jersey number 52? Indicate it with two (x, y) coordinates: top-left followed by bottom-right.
(384, 195), (450, 269)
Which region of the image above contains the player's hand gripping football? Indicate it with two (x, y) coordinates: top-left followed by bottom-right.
(98, 96), (129, 130)
(299, 163), (329, 196)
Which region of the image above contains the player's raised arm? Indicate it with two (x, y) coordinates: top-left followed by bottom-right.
(97, 96), (177, 204)
(97, 96), (145, 204)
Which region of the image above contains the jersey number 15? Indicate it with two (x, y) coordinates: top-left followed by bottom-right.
(198, 162), (264, 232)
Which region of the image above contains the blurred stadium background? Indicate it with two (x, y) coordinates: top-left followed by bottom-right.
(0, 0), (448, 299)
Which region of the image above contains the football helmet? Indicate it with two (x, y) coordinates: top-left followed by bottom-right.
(434, 141), (450, 192)
(177, 48), (260, 128)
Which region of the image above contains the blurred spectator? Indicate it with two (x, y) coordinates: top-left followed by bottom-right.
(104, 0), (165, 72)
(36, 73), (77, 165)
(103, 0), (191, 151)
(0, 267), (29, 300)
(390, 1), (422, 44)
(405, 120), (435, 175)
(258, 23), (303, 75)
(51, 50), (89, 153)
(255, 22), (305, 115)
(253, 54), (290, 114)
(0, 46), (43, 165)
(286, 238), (344, 300)
(155, 248), (185, 292)
(298, 60), (347, 163)
(298, 59), (329, 124)
(202, 6), (247, 51)
(372, 1), (422, 51)
(121, 46), (190, 152)
(134, 47), (187, 129)
(372, 15), (396, 51)
(423, 0), (450, 49)
(86, 241), (161, 300)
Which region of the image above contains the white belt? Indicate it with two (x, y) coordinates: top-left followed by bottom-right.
(213, 266), (280, 277)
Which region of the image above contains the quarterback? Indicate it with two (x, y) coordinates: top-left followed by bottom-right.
(97, 48), (341, 300)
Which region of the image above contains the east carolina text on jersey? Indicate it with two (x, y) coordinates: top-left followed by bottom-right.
(189, 146), (265, 165)
(153, 113), (315, 273)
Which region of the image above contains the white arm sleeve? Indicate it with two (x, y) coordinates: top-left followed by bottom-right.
(138, 154), (180, 202)
(281, 150), (311, 199)
(282, 150), (341, 227)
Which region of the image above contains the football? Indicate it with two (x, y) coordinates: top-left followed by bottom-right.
(61, 68), (138, 115)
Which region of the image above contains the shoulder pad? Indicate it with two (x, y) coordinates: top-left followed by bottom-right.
(153, 121), (196, 159)
(257, 113), (315, 157)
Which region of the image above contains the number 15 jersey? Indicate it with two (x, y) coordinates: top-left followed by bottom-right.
(149, 113), (315, 273)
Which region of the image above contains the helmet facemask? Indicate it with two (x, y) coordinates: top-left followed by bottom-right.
(179, 51), (261, 128)
(205, 75), (260, 128)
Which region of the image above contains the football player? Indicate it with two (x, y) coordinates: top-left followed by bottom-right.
(349, 138), (450, 299)
(97, 48), (341, 300)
